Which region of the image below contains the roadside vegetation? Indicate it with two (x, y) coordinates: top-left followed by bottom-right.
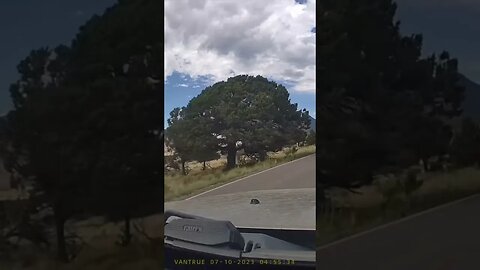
(0, 0), (163, 267)
(317, 167), (480, 246)
(318, 0), (480, 248)
(165, 145), (316, 201)
(164, 74), (316, 201)
(164, 75), (313, 175)
(1, 214), (164, 270)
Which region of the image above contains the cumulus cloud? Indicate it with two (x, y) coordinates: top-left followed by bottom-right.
(165, 0), (316, 93)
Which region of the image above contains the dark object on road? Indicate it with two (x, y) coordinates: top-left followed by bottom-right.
(250, 198), (260, 205)
(165, 188), (315, 230)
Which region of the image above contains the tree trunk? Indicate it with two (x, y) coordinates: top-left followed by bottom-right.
(54, 205), (68, 262)
(226, 146), (237, 170)
(181, 160), (186, 175)
(203, 161), (206, 170)
(124, 214), (131, 246)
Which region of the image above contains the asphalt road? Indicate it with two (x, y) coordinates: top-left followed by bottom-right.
(186, 154), (316, 199)
(317, 194), (480, 270)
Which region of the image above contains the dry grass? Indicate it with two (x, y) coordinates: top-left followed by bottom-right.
(417, 167), (480, 195)
(1, 214), (164, 270)
(5, 243), (162, 270)
(0, 189), (29, 201)
(317, 167), (480, 246)
(327, 186), (384, 209)
(175, 144), (317, 174)
(164, 145), (316, 201)
(325, 167), (480, 210)
(186, 158), (226, 172)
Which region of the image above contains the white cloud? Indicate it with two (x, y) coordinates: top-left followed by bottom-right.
(165, 0), (316, 93)
(176, 83), (189, 87)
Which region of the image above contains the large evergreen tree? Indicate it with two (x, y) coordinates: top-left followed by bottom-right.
(167, 75), (310, 170)
(318, 0), (464, 190)
(6, 46), (94, 261)
(6, 0), (163, 259)
(66, 0), (163, 246)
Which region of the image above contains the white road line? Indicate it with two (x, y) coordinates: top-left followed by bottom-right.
(185, 154), (315, 200)
(317, 193), (480, 250)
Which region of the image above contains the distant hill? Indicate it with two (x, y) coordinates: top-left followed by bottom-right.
(460, 75), (480, 121)
(308, 115), (316, 132)
(439, 75), (480, 132)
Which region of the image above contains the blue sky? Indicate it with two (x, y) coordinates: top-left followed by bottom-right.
(164, 0), (316, 128)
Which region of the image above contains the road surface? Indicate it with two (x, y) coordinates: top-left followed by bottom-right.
(317, 194), (480, 270)
(164, 154), (316, 229)
(186, 154), (316, 199)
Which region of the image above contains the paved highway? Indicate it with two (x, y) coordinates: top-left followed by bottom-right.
(186, 154), (316, 199)
(317, 194), (480, 270)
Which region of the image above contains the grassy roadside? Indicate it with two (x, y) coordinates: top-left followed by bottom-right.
(1, 215), (164, 270)
(317, 167), (480, 247)
(165, 145), (316, 202)
(2, 241), (163, 270)
(1, 145), (316, 268)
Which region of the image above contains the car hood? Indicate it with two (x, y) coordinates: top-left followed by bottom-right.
(164, 188), (315, 230)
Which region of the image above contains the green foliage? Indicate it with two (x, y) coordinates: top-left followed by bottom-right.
(6, 0), (162, 260)
(318, 0), (464, 189)
(7, 48), (102, 261)
(305, 130), (316, 146)
(164, 154), (181, 173)
(167, 75), (310, 170)
(87, 77), (162, 223)
(65, 0), (163, 238)
(166, 107), (219, 175)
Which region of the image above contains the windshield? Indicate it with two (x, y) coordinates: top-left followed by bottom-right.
(164, 150), (316, 269)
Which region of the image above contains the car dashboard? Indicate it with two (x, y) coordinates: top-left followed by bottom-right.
(164, 210), (315, 270)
